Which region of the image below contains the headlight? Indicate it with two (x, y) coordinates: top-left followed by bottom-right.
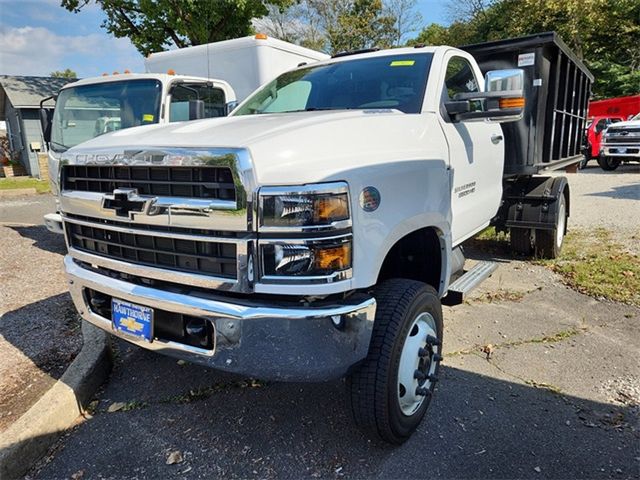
(261, 236), (352, 278)
(259, 182), (350, 231)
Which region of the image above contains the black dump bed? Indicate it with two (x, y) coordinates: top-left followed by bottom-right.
(462, 32), (594, 176)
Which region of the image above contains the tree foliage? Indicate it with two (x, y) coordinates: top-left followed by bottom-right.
(50, 68), (78, 79)
(410, 0), (640, 98)
(61, 0), (293, 56)
(258, 0), (420, 53)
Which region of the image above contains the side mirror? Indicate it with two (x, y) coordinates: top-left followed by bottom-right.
(444, 69), (525, 123)
(39, 108), (53, 144)
(225, 100), (238, 116)
(594, 123), (605, 134)
(188, 99), (205, 120)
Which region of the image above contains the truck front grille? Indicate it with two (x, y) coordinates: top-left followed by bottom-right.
(62, 165), (236, 200)
(66, 222), (237, 279)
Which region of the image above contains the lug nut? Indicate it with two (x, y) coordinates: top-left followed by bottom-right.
(418, 347), (429, 357)
(414, 370), (426, 380)
(426, 335), (441, 346)
(416, 387), (431, 396)
(432, 353), (443, 362)
(427, 374), (439, 383)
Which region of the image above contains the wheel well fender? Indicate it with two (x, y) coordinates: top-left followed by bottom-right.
(498, 175), (570, 231)
(376, 226), (448, 296)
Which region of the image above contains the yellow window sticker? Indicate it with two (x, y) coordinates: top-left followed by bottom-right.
(142, 114), (154, 122)
(390, 60), (415, 67)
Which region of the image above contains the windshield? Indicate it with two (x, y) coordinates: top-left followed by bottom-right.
(51, 79), (162, 152)
(233, 53), (433, 116)
(631, 112), (640, 121)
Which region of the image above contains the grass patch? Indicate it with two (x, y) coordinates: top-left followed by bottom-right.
(475, 226), (509, 242)
(0, 177), (50, 193)
(543, 228), (640, 305)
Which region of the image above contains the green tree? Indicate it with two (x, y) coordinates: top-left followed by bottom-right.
(326, 0), (397, 53)
(50, 68), (78, 79)
(61, 0), (294, 56)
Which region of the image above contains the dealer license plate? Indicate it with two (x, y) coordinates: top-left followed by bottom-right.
(112, 298), (153, 342)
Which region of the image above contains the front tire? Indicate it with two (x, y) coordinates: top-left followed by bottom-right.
(598, 155), (620, 171)
(347, 279), (443, 444)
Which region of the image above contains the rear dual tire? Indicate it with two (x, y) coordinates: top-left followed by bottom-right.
(509, 193), (567, 259)
(347, 279), (443, 444)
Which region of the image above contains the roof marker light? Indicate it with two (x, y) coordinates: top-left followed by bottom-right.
(255, 33), (268, 40)
(167, 69), (176, 75)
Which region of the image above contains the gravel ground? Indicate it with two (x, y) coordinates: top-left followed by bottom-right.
(564, 163), (640, 249)
(0, 222), (81, 432)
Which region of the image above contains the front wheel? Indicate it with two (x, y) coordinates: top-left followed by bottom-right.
(347, 279), (443, 444)
(598, 155), (621, 171)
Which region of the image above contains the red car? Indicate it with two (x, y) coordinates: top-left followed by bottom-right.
(581, 115), (624, 167)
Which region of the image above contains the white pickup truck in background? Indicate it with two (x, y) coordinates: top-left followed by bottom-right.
(53, 32), (592, 443)
(599, 112), (640, 170)
(41, 35), (329, 233)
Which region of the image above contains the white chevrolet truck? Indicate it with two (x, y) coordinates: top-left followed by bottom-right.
(599, 112), (640, 170)
(56, 33), (591, 443)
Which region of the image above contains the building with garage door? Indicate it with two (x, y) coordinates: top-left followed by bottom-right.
(0, 76), (72, 177)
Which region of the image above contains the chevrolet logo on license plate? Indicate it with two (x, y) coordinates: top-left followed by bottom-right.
(103, 188), (153, 218)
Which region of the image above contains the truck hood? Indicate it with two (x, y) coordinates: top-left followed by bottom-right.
(67, 110), (437, 184)
(607, 119), (640, 129)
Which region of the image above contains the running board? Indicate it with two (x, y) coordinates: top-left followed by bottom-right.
(442, 261), (498, 306)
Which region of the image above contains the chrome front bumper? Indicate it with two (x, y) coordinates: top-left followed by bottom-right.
(65, 256), (376, 381)
(602, 144), (640, 158)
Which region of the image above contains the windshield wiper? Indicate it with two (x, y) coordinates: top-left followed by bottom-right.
(49, 140), (69, 152)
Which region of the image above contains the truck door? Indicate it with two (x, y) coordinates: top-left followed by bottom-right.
(437, 53), (504, 244)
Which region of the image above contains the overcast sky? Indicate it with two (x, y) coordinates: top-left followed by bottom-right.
(0, 0), (449, 78)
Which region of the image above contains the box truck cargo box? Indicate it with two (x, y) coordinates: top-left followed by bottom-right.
(145, 35), (330, 102)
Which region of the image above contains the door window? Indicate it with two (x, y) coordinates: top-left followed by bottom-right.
(170, 84), (226, 122)
(442, 56), (482, 116)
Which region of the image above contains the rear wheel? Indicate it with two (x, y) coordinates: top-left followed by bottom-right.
(347, 279), (443, 444)
(534, 193), (567, 259)
(598, 155), (621, 171)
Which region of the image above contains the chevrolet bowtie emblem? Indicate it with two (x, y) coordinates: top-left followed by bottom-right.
(103, 188), (152, 218)
(120, 317), (144, 332)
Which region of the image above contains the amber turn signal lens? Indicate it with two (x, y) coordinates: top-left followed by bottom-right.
(255, 33), (268, 40)
(314, 243), (352, 270)
(499, 97), (525, 109)
(315, 196), (349, 223)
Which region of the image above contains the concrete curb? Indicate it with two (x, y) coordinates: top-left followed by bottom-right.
(0, 322), (112, 479)
(0, 188), (37, 197)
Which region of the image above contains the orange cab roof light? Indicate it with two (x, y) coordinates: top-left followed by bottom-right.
(124, 69), (131, 74)
(167, 69), (176, 75)
(255, 33), (268, 40)
(102, 73), (108, 76)
(112, 71), (119, 75)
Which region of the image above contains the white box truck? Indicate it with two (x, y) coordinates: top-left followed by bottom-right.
(145, 34), (330, 103)
(42, 35), (329, 233)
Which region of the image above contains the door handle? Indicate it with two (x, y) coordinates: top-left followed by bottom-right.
(491, 134), (504, 144)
